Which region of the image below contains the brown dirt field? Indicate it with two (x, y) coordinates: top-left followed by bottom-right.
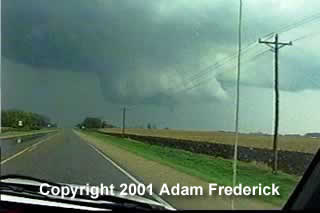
(99, 128), (320, 154)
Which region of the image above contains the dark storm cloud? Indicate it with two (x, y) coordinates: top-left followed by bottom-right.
(3, 0), (239, 105)
(2, 0), (320, 107)
(4, 0), (233, 70)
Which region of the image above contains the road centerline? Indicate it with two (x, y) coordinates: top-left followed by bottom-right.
(1, 147), (31, 165)
(1, 132), (59, 165)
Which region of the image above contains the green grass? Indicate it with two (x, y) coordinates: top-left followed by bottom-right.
(0, 128), (59, 138)
(83, 130), (299, 206)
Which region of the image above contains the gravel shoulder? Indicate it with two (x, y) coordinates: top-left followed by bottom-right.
(75, 130), (280, 210)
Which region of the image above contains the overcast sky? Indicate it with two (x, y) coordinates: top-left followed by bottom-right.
(1, 0), (320, 134)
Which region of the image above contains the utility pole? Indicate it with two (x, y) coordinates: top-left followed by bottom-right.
(259, 34), (292, 174)
(232, 0), (243, 210)
(122, 107), (126, 136)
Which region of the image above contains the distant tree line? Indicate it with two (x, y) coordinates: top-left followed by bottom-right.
(76, 117), (116, 129)
(1, 109), (54, 130)
(305, 132), (320, 138)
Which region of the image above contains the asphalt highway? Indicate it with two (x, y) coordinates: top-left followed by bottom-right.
(1, 129), (135, 188)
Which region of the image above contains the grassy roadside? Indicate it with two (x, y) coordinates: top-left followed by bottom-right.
(81, 130), (299, 206)
(0, 128), (59, 139)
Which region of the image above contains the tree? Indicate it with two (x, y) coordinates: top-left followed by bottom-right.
(1, 109), (51, 129)
(50, 123), (57, 128)
(147, 123), (152, 129)
(81, 117), (102, 128)
(101, 121), (116, 128)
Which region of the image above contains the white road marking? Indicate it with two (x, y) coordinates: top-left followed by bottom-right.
(0, 132), (59, 165)
(79, 133), (175, 210)
(28, 146), (37, 152)
(0, 147), (31, 165)
(31, 134), (56, 148)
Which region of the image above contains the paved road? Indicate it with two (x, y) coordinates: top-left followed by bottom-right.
(1, 133), (51, 161)
(1, 129), (135, 189)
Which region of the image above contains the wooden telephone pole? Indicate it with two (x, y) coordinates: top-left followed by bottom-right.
(122, 107), (126, 136)
(259, 34), (292, 174)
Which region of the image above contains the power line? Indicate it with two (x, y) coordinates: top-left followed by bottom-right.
(179, 25), (319, 93)
(169, 23), (317, 95)
(165, 34), (273, 93)
(185, 47), (266, 87)
(173, 51), (268, 94)
(245, 11), (320, 38)
(173, 49), (269, 94)
(185, 42), (258, 83)
(181, 11), (319, 88)
(169, 44), (259, 93)
(153, 10), (320, 109)
(170, 11), (320, 91)
(292, 30), (320, 42)
(278, 13), (320, 34)
(173, 26), (316, 94)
